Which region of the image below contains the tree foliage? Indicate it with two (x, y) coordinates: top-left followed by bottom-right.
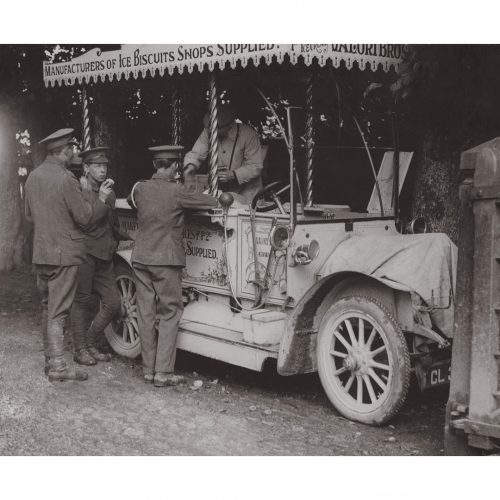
(389, 45), (500, 240)
(3, 43), (499, 265)
(0, 44), (88, 270)
(393, 45), (500, 154)
(0, 45), (38, 270)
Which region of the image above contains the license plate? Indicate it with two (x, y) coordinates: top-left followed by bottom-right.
(424, 360), (451, 388)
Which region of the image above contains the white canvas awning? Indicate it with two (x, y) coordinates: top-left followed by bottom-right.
(43, 44), (408, 88)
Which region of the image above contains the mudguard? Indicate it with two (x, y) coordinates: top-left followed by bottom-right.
(277, 231), (457, 376)
(277, 271), (416, 375)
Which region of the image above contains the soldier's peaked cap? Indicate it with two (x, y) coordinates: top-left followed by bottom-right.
(80, 147), (110, 164)
(148, 145), (184, 160)
(39, 128), (78, 151)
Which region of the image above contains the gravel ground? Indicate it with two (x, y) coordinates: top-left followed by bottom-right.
(0, 269), (448, 455)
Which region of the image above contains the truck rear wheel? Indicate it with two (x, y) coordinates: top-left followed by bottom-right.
(317, 295), (410, 425)
(104, 261), (141, 359)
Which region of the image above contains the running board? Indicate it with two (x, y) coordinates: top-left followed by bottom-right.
(177, 326), (279, 372)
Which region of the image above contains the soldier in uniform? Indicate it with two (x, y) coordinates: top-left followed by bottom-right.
(25, 128), (113, 381)
(71, 147), (130, 366)
(131, 145), (218, 387)
(183, 103), (264, 205)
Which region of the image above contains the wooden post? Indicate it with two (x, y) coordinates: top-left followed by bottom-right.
(444, 166), (474, 455)
(446, 137), (500, 453)
(207, 73), (220, 197)
(81, 84), (92, 151)
(305, 72), (315, 207)
(171, 82), (181, 145)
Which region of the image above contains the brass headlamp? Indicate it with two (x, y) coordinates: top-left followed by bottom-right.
(269, 224), (291, 251)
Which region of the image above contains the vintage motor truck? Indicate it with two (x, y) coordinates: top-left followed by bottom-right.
(107, 151), (456, 426)
(42, 44), (457, 425)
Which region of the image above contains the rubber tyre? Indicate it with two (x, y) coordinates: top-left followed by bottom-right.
(317, 295), (410, 425)
(104, 261), (141, 359)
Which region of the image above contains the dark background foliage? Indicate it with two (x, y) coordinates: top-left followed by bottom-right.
(2, 44), (500, 269)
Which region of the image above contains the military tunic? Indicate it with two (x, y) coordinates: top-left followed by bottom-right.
(131, 171), (217, 375)
(25, 155), (109, 364)
(25, 155), (109, 323)
(72, 186), (123, 347)
(25, 156), (109, 267)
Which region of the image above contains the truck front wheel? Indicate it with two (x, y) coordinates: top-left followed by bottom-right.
(104, 262), (141, 359)
(317, 296), (410, 425)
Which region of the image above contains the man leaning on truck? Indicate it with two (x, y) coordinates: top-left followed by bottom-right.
(130, 145), (218, 387)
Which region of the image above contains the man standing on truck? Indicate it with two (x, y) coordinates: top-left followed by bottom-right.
(25, 128), (113, 381)
(182, 103), (263, 205)
(130, 145), (218, 387)
(71, 147), (130, 366)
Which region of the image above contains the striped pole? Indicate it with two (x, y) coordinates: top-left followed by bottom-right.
(81, 84), (91, 151)
(172, 83), (181, 145)
(305, 72), (315, 207)
(207, 73), (220, 197)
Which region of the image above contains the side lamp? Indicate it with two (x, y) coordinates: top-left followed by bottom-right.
(292, 239), (320, 266)
(409, 217), (428, 234)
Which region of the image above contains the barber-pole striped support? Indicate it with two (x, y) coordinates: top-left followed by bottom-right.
(81, 84), (91, 151)
(172, 84), (181, 145)
(208, 73), (220, 197)
(305, 73), (315, 207)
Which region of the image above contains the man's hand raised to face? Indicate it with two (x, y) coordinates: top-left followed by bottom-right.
(99, 178), (114, 203)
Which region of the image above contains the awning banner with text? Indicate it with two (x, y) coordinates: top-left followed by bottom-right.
(43, 44), (408, 87)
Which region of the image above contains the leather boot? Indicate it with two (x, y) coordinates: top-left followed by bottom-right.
(74, 349), (97, 366)
(47, 319), (88, 382)
(71, 304), (96, 365)
(154, 373), (185, 387)
(87, 325), (112, 362)
(88, 346), (112, 362)
(42, 309), (50, 375)
(48, 368), (89, 382)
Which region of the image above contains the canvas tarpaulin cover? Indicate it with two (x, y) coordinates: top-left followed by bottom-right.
(321, 233), (457, 337)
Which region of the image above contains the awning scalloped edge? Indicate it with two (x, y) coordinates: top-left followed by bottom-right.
(43, 44), (408, 88)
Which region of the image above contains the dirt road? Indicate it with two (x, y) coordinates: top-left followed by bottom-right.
(0, 269), (447, 455)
